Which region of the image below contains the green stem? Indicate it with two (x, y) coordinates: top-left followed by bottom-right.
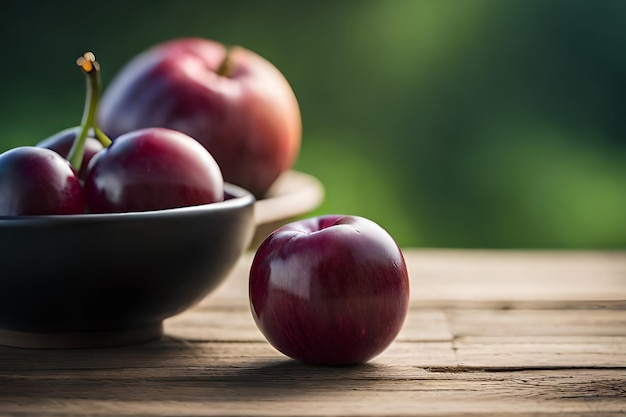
(94, 127), (112, 147)
(216, 46), (235, 77)
(67, 52), (111, 171)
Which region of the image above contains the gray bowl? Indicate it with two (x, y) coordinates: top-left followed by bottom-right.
(0, 183), (255, 348)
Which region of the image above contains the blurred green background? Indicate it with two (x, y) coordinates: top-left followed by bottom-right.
(1, 0), (624, 248)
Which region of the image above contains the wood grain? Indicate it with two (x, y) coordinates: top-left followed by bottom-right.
(206, 249), (626, 306)
(1, 249), (624, 416)
(1, 340), (624, 416)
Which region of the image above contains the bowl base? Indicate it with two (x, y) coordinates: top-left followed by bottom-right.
(0, 323), (163, 349)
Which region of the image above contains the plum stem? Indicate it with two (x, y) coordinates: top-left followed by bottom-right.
(93, 127), (112, 147)
(67, 52), (112, 171)
(216, 46), (235, 77)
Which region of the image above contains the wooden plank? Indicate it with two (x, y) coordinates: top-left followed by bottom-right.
(164, 307), (454, 343)
(1, 390), (625, 417)
(202, 250), (626, 311)
(447, 309), (626, 337)
(2, 250), (625, 416)
(165, 307), (625, 345)
(162, 303), (624, 363)
(2, 396), (624, 416)
(0, 340), (456, 373)
(0, 341), (624, 416)
(442, 309), (626, 367)
(1, 338), (623, 380)
(405, 250), (626, 303)
(450, 337), (626, 369)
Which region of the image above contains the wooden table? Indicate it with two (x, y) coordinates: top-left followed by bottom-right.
(1, 249), (625, 416)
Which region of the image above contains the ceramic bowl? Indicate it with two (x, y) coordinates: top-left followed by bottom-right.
(0, 183), (255, 349)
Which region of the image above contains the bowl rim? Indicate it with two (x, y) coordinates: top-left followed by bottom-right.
(0, 182), (255, 224)
(254, 170), (324, 226)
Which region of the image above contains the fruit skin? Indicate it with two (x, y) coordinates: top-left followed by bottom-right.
(37, 126), (103, 181)
(84, 127), (224, 213)
(249, 215), (410, 365)
(0, 146), (84, 215)
(97, 37), (301, 198)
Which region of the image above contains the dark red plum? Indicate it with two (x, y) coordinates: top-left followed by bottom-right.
(98, 37), (301, 198)
(0, 146), (84, 215)
(249, 215), (410, 365)
(84, 127), (224, 213)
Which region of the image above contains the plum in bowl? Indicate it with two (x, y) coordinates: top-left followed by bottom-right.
(0, 183), (255, 349)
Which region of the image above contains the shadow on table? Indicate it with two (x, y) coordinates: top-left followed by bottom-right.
(0, 336), (392, 403)
(216, 358), (382, 393)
